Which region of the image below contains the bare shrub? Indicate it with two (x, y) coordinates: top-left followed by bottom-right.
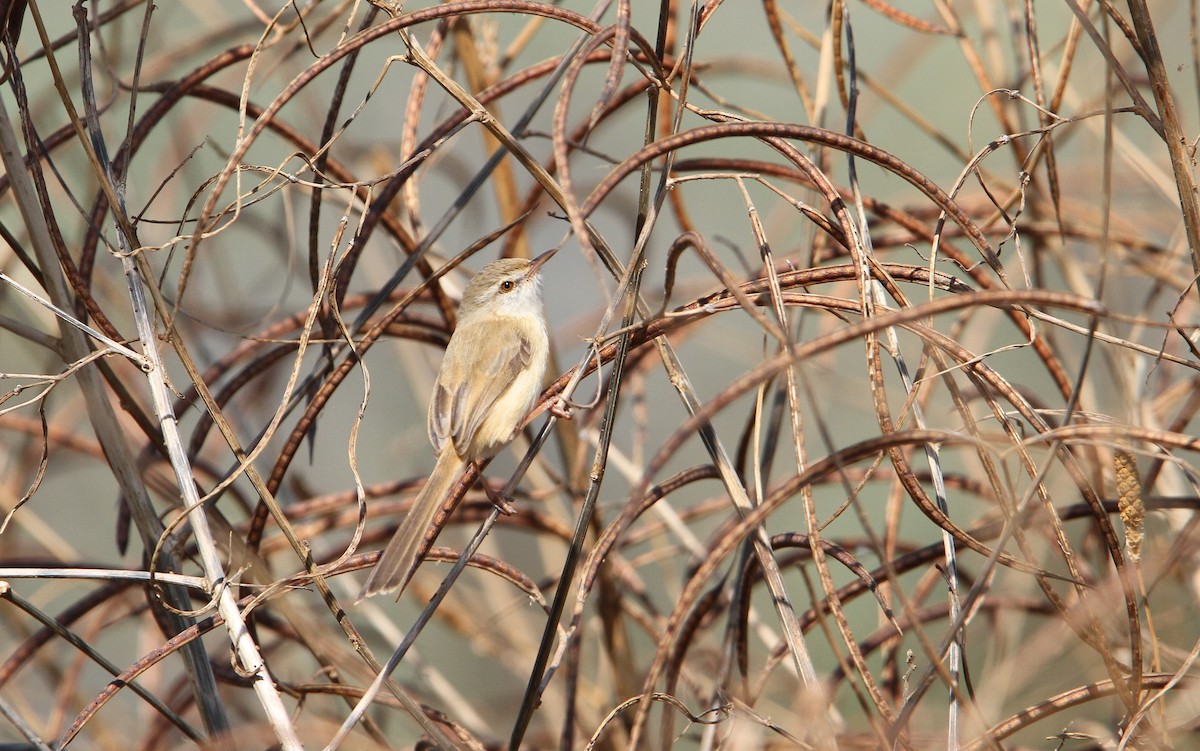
(1, 2), (1198, 749)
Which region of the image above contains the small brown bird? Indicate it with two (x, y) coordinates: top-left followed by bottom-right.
(360, 249), (556, 599)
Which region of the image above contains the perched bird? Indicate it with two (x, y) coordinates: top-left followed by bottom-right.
(360, 249), (556, 599)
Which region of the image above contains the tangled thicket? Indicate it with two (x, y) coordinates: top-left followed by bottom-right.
(1, 2), (1198, 750)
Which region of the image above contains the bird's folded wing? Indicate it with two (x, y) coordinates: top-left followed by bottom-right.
(428, 322), (531, 456)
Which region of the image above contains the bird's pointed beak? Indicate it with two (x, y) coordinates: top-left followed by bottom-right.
(526, 247), (558, 277)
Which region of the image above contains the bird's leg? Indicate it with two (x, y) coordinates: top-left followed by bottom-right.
(483, 486), (517, 515)
(477, 462), (517, 515)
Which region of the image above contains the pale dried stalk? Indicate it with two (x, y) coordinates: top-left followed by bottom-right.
(117, 232), (304, 750)
(0, 82), (233, 739)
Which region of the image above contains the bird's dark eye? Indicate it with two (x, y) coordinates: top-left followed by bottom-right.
(499, 280), (515, 292)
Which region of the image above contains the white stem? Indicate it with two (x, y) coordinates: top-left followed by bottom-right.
(120, 246), (304, 750)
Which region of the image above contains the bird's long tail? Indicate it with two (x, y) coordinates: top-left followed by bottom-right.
(360, 450), (466, 599)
